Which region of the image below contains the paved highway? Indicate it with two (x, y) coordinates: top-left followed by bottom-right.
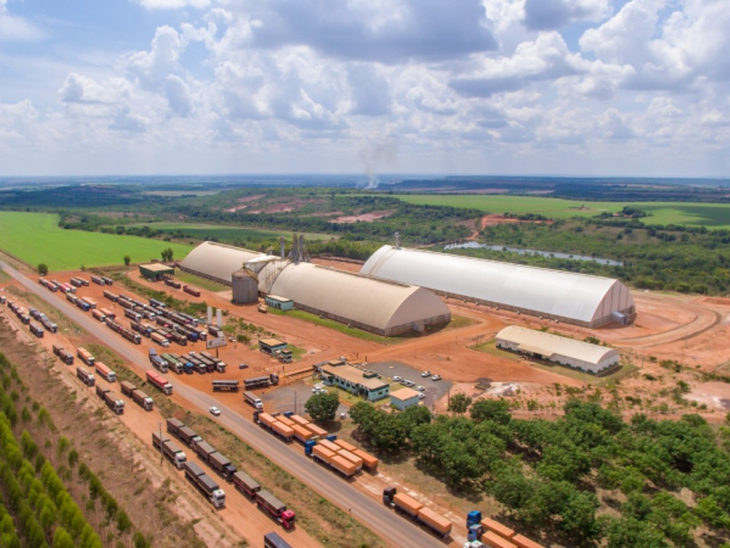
(1, 261), (445, 548)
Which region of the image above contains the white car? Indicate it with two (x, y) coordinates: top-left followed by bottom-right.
(209, 406), (221, 416)
(418, 393), (426, 400)
(431, 375), (442, 381)
(392, 375), (402, 382)
(421, 371), (431, 377)
(404, 380), (415, 387)
(416, 385), (425, 392)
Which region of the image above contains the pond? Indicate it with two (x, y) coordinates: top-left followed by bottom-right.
(444, 241), (623, 266)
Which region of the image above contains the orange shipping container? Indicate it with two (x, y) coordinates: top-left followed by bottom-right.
(333, 439), (357, 453)
(318, 439), (340, 453)
(337, 449), (363, 470)
(277, 415), (295, 427)
(481, 517), (516, 539)
(289, 415), (310, 427)
(312, 444), (335, 464)
(482, 531), (517, 548)
(353, 449), (378, 471)
(330, 455), (357, 476)
(512, 534), (544, 548)
(258, 413), (277, 428)
(417, 507), (452, 536)
(272, 422), (294, 439)
(292, 424), (313, 442)
(304, 423), (328, 438)
(393, 492), (423, 517)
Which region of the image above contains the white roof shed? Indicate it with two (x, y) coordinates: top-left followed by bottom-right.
(360, 246), (635, 327)
(179, 242), (264, 285)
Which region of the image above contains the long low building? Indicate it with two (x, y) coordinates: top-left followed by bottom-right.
(178, 241), (264, 285)
(260, 261), (451, 336)
(495, 325), (620, 373)
(360, 245), (635, 327)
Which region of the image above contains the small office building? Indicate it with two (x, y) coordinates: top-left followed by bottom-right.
(139, 263), (174, 281)
(320, 363), (389, 401)
(265, 294), (294, 311)
(390, 388), (421, 411)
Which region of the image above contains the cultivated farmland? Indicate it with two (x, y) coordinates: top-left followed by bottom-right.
(127, 222), (335, 242)
(392, 194), (730, 228)
(0, 212), (192, 272)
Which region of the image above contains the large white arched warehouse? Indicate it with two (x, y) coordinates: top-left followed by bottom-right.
(496, 326), (620, 373)
(178, 242), (264, 285)
(259, 261), (451, 336)
(360, 246), (635, 327)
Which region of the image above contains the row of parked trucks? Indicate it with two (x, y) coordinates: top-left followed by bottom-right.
(96, 385), (125, 414)
(5, 299), (58, 338)
(149, 348), (227, 376)
(120, 381), (154, 411)
(164, 418), (296, 528)
(382, 487), (452, 539)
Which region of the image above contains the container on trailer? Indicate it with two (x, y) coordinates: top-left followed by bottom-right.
(393, 492), (423, 517)
(264, 532), (292, 548)
(330, 455), (357, 477)
(353, 449), (378, 472)
(334, 439), (357, 453)
(482, 532), (517, 548)
(512, 534), (545, 548)
(481, 518), (516, 540)
(336, 449), (362, 471)
(271, 422), (294, 442)
(289, 415), (310, 427)
(303, 423), (328, 439)
(291, 425), (313, 443)
(232, 471), (261, 498)
(418, 507), (453, 537)
(317, 439), (340, 454)
(312, 444), (335, 464)
(276, 415), (295, 428)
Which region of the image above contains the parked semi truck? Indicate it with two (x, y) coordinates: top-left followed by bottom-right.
(152, 432), (187, 469)
(76, 367), (95, 387)
(183, 461), (226, 509)
(104, 391), (124, 415)
(244, 374), (279, 390)
(255, 490), (296, 529)
(182, 285), (201, 297)
(304, 441), (358, 477)
(166, 418), (202, 447)
(94, 362), (116, 383)
(244, 391), (263, 409)
(383, 487), (452, 539)
(52, 345), (74, 365)
(148, 348), (169, 373)
(146, 370), (173, 395)
(120, 381), (154, 411)
(77, 347), (95, 366)
(465, 512), (543, 548)
(232, 471), (261, 498)
(29, 321), (44, 338)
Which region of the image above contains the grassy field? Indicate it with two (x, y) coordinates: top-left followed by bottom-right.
(0, 212), (193, 272)
(392, 194), (730, 228)
(128, 222), (335, 242)
(175, 270), (229, 292)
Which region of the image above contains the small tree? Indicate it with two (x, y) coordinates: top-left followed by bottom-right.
(37, 264), (48, 276)
(123, 255), (131, 266)
(161, 248), (174, 262)
(448, 393), (472, 414)
(305, 392), (340, 424)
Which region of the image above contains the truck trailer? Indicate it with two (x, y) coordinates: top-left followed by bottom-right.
(255, 490), (295, 530)
(232, 471), (261, 498)
(244, 391), (264, 409)
(152, 432), (187, 469)
(120, 381), (154, 410)
(183, 461), (225, 509)
(264, 532), (292, 548)
(166, 418), (202, 447)
(305, 442), (358, 477)
(255, 412), (294, 443)
(76, 367), (95, 387)
(94, 362), (116, 383)
(146, 370), (173, 395)
(77, 347), (95, 367)
(52, 345), (74, 365)
(383, 487), (452, 539)
(209, 451), (237, 482)
(103, 391), (125, 415)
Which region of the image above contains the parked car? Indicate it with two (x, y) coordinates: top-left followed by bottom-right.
(416, 385), (425, 392)
(209, 406), (221, 416)
(392, 375), (402, 382)
(239, 363), (249, 369)
(399, 378), (408, 385)
(431, 374), (442, 381)
(418, 393), (426, 400)
(421, 370), (431, 377)
(404, 380), (415, 387)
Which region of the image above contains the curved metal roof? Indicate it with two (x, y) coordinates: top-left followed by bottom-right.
(264, 261), (450, 331)
(179, 242), (264, 284)
(360, 246), (634, 325)
(496, 326), (619, 365)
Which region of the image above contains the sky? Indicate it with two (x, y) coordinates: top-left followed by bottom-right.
(0, 0), (729, 178)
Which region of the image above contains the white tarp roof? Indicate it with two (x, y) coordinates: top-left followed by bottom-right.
(263, 261), (450, 331)
(360, 246), (634, 325)
(179, 242), (264, 284)
(496, 325), (619, 365)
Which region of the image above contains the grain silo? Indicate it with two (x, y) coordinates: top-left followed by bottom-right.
(231, 269), (258, 304)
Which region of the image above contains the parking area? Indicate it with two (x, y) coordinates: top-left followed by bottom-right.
(365, 361), (452, 409)
(261, 381), (349, 417)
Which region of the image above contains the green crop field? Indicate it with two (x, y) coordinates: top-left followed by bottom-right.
(0, 212), (193, 272)
(129, 222), (335, 242)
(392, 195), (730, 228)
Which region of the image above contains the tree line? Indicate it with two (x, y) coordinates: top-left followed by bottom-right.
(350, 398), (730, 547)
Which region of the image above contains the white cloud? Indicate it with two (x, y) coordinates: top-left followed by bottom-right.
(134, 0), (211, 9)
(0, 0), (44, 41)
